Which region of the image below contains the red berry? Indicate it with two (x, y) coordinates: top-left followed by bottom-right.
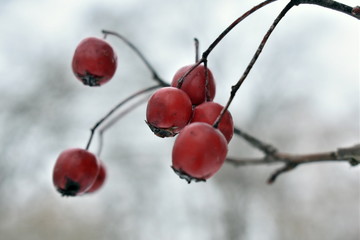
(171, 64), (216, 105)
(53, 148), (100, 196)
(191, 102), (234, 142)
(172, 122), (228, 183)
(72, 37), (117, 86)
(146, 87), (193, 137)
(86, 161), (106, 194)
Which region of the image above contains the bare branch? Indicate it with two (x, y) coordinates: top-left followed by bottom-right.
(176, 0), (278, 89)
(226, 144), (360, 183)
(213, 1), (295, 128)
(224, 0), (359, 183)
(294, 0), (360, 19)
(97, 94), (150, 156)
(337, 144), (360, 166)
(233, 127), (277, 155)
(85, 85), (161, 150)
(102, 30), (169, 86)
(267, 163), (298, 183)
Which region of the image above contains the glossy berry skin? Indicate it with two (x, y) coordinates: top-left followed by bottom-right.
(72, 37), (117, 86)
(53, 148), (100, 196)
(171, 64), (216, 105)
(146, 87), (193, 137)
(86, 161), (106, 194)
(191, 102), (234, 142)
(172, 122), (228, 183)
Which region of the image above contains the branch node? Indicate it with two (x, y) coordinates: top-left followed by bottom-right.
(352, 6), (360, 17)
(267, 162), (298, 184)
(337, 144), (360, 166)
(291, 0), (301, 6)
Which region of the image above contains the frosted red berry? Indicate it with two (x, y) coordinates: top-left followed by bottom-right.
(53, 148), (100, 196)
(172, 122), (228, 183)
(146, 87), (193, 137)
(191, 102), (234, 142)
(86, 161), (106, 194)
(171, 64), (216, 105)
(72, 37), (117, 86)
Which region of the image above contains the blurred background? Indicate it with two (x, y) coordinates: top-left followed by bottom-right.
(0, 0), (359, 239)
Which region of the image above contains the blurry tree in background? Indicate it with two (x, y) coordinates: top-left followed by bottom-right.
(0, 0), (359, 240)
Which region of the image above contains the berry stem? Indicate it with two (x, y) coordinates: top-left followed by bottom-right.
(194, 38), (200, 63)
(203, 59), (211, 102)
(85, 84), (162, 150)
(86, 30), (172, 151)
(293, 0), (360, 20)
(97, 94), (150, 156)
(202, 0), (278, 60)
(176, 61), (203, 89)
(176, 0), (277, 89)
(213, 1), (294, 129)
(233, 127), (277, 155)
(101, 30), (168, 87)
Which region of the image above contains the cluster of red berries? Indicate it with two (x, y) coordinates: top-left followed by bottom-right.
(53, 35), (234, 197)
(146, 64), (234, 183)
(53, 37), (117, 196)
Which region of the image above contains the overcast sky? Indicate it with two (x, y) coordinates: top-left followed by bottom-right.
(0, 0), (359, 240)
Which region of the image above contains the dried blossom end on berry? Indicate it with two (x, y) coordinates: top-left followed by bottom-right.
(52, 148), (100, 197)
(76, 72), (103, 87)
(171, 122), (228, 182)
(71, 37), (117, 87)
(171, 166), (206, 184)
(145, 121), (178, 138)
(56, 177), (81, 197)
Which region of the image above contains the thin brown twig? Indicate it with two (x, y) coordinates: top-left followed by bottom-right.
(234, 127), (277, 155)
(176, 0), (277, 89)
(202, 0), (278, 59)
(227, 144), (360, 183)
(225, 0), (359, 183)
(97, 94), (151, 156)
(84, 30), (172, 151)
(194, 38), (200, 63)
(85, 85), (161, 150)
(102, 30), (169, 87)
(293, 0), (360, 19)
(213, 1), (295, 128)
(213, 0), (359, 127)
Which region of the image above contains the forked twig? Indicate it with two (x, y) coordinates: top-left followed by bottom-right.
(213, 1), (295, 128)
(176, 0), (277, 88)
(85, 0), (359, 182)
(85, 85), (161, 150)
(102, 30), (168, 87)
(97, 94), (151, 156)
(85, 30), (171, 151)
(227, 144), (360, 183)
